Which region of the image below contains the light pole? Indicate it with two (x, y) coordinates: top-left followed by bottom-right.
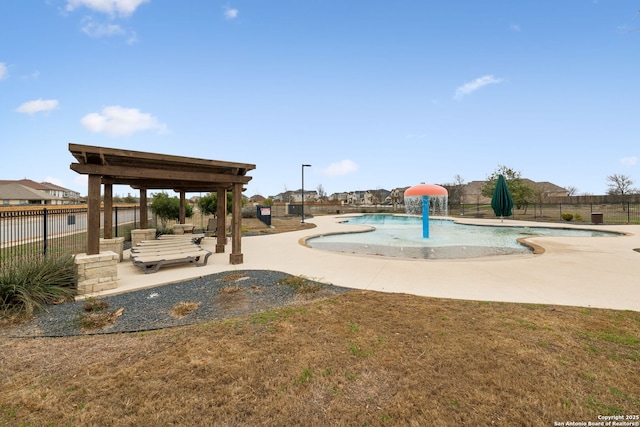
(301, 164), (311, 224)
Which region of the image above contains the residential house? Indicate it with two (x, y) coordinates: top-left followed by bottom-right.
(0, 183), (64, 206)
(0, 179), (81, 205)
(271, 190), (317, 203)
(248, 194), (266, 204)
(345, 189), (390, 205)
(459, 179), (568, 204)
(389, 187), (409, 206)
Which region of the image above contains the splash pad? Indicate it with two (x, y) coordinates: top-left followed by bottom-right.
(403, 184), (449, 238)
(305, 215), (619, 259)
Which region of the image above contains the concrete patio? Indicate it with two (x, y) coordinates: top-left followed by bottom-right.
(93, 215), (640, 312)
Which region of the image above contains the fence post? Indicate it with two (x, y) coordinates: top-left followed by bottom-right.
(628, 202), (631, 224)
(43, 208), (48, 256)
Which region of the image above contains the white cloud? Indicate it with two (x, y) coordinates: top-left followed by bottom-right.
(66, 0), (149, 17)
(0, 62), (8, 80)
(509, 24), (521, 32)
(81, 18), (125, 37)
(15, 99), (59, 114)
(454, 75), (504, 99)
(224, 7), (239, 20)
(321, 160), (359, 177)
(620, 156), (638, 167)
(80, 105), (168, 136)
(21, 70), (40, 80)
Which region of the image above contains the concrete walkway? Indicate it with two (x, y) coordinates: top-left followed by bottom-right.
(104, 215), (640, 312)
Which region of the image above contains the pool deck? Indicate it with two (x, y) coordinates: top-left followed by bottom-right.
(98, 215), (640, 312)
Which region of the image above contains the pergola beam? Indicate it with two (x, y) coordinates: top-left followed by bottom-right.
(70, 163), (251, 185)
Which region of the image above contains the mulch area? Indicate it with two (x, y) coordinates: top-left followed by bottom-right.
(0, 270), (351, 338)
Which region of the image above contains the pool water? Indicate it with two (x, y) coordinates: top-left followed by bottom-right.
(306, 214), (618, 259)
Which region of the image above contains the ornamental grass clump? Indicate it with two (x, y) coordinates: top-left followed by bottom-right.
(0, 255), (76, 318)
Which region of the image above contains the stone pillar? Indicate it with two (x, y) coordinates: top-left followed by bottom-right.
(131, 229), (157, 247)
(100, 237), (125, 262)
(75, 251), (119, 295)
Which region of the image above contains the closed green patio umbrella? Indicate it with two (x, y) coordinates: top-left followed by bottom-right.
(491, 174), (513, 221)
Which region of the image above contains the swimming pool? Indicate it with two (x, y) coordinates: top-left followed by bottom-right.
(305, 214), (619, 259)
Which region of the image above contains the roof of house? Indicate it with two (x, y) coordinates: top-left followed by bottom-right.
(249, 194), (266, 202)
(0, 183), (63, 201)
(0, 179), (78, 194)
(41, 181), (75, 192)
(463, 179), (567, 193)
(0, 179), (49, 190)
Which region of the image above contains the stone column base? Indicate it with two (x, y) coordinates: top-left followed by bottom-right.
(100, 237), (125, 262)
(131, 228), (156, 247)
(229, 253), (243, 264)
(75, 251), (119, 295)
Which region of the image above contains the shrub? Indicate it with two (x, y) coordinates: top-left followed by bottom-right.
(561, 213), (574, 222)
(0, 255), (76, 317)
(575, 213), (584, 222)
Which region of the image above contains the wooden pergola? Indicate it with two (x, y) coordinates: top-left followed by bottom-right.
(69, 143), (255, 264)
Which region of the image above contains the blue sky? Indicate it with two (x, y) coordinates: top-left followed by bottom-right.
(1, 1), (638, 198)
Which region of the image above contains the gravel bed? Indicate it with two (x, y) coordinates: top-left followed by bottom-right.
(1, 270), (351, 338)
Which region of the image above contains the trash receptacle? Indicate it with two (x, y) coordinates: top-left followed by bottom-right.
(591, 212), (603, 224)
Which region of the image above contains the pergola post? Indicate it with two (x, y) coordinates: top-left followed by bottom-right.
(229, 183), (243, 264)
(87, 174), (101, 255)
(139, 188), (148, 229)
(179, 191), (186, 224)
(216, 187), (227, 253)
(103, 181), (113, 239)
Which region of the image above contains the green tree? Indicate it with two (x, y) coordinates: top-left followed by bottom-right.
(481, 165), (534, 213)
(150, 192), (193, 229)
(262, 198), (274, 206)
(197, 192), (238, 216)
(123, 193), (137, 203)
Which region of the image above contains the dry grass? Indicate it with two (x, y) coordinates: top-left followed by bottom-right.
(242, 217), (316, 235)
(78, 299), (124, 331)
(169, 301), (201, 319)
(278, 274), (323, 294)
(1, 291), (639, 426)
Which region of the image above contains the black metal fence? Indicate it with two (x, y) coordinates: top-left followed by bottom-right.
(449, 202), (640, 224)
(279, 201), (640, 224)
(0, 206), (147, 272)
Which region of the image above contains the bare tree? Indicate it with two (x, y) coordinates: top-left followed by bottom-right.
(566, 186), (578, 197)
(316, 184), (326, 201)
(606, 174), (634, 195)
(448, 174), (466, 206)
(369, 188), (384, 206)
(532, 183), (551, 217)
